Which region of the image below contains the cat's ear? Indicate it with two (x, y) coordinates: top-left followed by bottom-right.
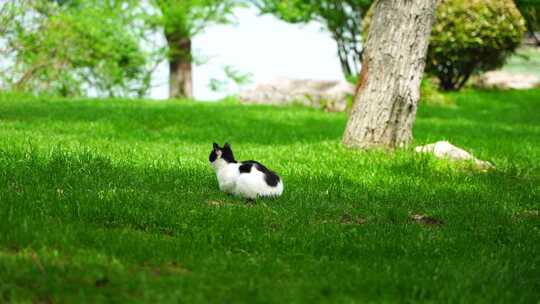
(224, 142), (231, 150)
(213, 142), (219, 150)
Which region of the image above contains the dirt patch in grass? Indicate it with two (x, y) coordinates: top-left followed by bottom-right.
(95, 277), (110, 288)
(136, 261), (190, 277)
(153, 261), (189, 276)
(410, 214), (444, 227)
(340, 213), (366, 225)
(207, 200), (226, 206)
(513, 210), (539, 221)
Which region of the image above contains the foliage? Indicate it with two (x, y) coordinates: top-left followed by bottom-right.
(363, 0), (526, 91)
(428, 0), (526, 91)
(420, 77), (454, 105)
(150, 0), (239, 60)
(152, 0), (238, 37)
(514, 0), (540, 45)
(253, 0), (372, 77)
(143, 0), (240, 98)
(0, 1), (155, 97)
(0, 90), (539, 302)
(208, 65), (253, 93)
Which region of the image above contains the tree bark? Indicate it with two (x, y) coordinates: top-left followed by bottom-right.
(166, 35), (193, 99)
(343, 0), (436, 149)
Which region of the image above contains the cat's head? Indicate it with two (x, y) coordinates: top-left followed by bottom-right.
(209, 142), (236, 167)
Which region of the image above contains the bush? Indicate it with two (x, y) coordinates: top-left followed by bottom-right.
(364, 0), (526, 91)
(428, 0), (525, 91)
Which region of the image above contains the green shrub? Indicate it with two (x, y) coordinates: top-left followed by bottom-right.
(364, 0), (526, 91)
(428, 0), (525, 91)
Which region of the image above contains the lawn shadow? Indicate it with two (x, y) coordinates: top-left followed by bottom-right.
(2, 146), (536, 236)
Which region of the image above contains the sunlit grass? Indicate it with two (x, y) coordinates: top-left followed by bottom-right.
(0, 90), (539, 303)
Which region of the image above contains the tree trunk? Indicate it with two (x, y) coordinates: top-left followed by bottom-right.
(166, 35), (193, 99)
(343, 0), (436, 149)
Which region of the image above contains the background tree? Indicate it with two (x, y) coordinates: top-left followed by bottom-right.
(151, 0), (238, 99)
(343, 0), (436, 149)
(514, 0), (540, 46)
(363, 0), (525, 91)
(253, 0), (372, 79)
(0, 0), (153, 97)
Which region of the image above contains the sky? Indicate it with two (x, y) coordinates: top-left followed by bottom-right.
(150, 7), (345, 101)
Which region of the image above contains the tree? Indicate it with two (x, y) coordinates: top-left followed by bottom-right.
(343, 0), (436, 149)
(151, 0), (238, 99)
(253, 0), (372, 79)
(514, 0), (540, 46)
(0, 0), (153, 97)
(364, 0), (525, 92)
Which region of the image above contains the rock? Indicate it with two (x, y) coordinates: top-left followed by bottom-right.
(239, 77), (354, 112)
(476, 71), (540, 90)
(415, 141), (494, 170)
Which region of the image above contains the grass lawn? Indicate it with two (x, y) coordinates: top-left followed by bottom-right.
(0, 90), (539, 303)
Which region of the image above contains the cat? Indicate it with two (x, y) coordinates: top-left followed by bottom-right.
(209, 142), (283, 199)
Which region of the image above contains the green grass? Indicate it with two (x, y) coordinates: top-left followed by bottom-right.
(0, 90), (539, 303)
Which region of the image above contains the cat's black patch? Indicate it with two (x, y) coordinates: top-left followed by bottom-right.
(239, 163), (253, 173)
(221, 143), (236, 163)
(209, 142), (236, 163)
(240, 160), (280, 187)
(209, 150), (218, 162)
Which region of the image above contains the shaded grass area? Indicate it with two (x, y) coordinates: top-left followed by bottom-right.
(0, 90), (539, 303)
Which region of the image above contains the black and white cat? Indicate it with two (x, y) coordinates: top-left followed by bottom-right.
(209, 143), (283, 199)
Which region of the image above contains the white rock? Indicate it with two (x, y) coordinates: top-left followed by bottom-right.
(415, 141), (494, 170)
(477, 71), (540, 90)
(239, 77), (354, 112)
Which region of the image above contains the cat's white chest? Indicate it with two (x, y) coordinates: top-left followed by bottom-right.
(216, 163), (240, 193)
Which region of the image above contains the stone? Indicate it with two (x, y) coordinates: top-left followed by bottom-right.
(415, 141), (494, 170)
(239, 77), (354, 112)
(476, 71), (540, 90)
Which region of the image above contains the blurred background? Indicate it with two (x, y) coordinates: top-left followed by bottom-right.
(1, 0), (539, 102)
(160, 6), (344, 100)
